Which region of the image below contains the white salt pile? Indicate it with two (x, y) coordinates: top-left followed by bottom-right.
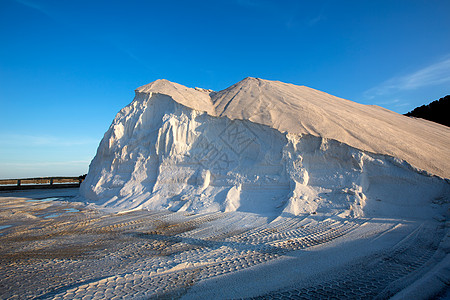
(80, 78), (450, 218)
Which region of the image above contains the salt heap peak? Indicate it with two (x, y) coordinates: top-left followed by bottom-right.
(138, 78), (450, 178)
(81, 78), (450, 216)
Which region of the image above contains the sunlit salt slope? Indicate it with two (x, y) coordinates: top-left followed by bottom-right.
(81, 78), (450, 217)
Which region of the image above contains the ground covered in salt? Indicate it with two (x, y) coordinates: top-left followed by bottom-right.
(1, 189), (448, 299)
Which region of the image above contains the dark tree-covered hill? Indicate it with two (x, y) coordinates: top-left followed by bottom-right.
(404, 95), (450, 127)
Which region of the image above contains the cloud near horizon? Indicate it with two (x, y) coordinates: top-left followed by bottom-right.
(1, 134), (98, 147)
(1, 161), (90, 167)
(0, 160), (90, 179)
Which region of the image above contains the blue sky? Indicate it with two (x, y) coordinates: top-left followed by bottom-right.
(1, 0), (449, 179)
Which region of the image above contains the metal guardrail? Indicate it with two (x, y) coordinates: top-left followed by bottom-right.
(0, 177), (84, 191)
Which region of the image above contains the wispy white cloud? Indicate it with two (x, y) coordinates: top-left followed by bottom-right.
(11, 0), (147, 69)
(375, 98), (401, 105)
(236, 0), (270, 8)
(365, 56), (450, 99)
(393, 101), (411, 108)
(371, 98), (410, 109)
(12, 0), (53, 18)
(284, 3), (327, 30)
(307, 14), (326, 26)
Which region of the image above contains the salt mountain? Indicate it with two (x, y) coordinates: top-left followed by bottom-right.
(80, 78), (450, 218)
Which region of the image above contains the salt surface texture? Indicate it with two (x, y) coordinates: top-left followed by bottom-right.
(80, 78), (450, 217)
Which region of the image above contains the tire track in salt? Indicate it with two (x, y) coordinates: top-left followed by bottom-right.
(252, 223), (444, 299)
(48, 216), (361, 299)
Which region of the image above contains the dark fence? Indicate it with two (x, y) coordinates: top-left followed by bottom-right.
(0, 177), (84, 191)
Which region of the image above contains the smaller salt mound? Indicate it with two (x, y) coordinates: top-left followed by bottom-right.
(81, 89), (449, 219)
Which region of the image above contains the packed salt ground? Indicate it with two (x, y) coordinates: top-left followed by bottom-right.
(0, 188), (449, 299)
